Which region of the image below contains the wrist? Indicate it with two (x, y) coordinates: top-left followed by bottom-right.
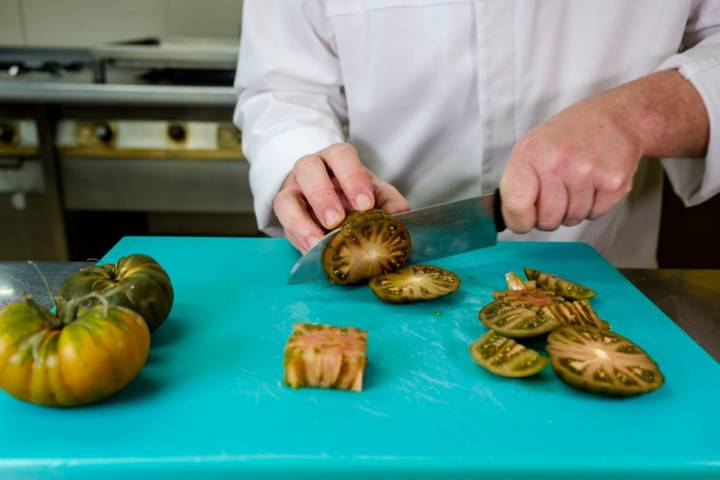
(601, 70), (709, 159)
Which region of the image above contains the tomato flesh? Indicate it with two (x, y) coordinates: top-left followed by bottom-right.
(284, 323), (368, 391)
(479, 300), (561, 338)
(539, 299), (610, 330)
(547, 325), (664, 396)
(524, 267), (596, 300)
(369, 265), (460, 303)
(470, 330), (548, 377)
(322, 210), (411, 285)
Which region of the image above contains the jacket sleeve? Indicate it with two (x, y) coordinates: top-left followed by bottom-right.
(234, 0), (346, 236)
(656, 0), (720, 206)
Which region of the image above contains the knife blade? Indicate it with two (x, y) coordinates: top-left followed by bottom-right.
(287, 190), (505, 284)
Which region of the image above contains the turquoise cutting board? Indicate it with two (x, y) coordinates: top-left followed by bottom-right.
(1, 237), (719, 479)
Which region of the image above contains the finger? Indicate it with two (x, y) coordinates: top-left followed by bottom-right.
(273, 188), (325, 253)
(499, 162), (540, 233)
(294, 155), (346, 229)
(321, 143), (375, 211)
(373, 178), (410, 214)
(536, 174), (569, 231)
(563, 184), (594, 226)
(589, 189), (626, 220)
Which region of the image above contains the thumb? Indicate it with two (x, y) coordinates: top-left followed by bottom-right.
(499, 161), (540, 233)
(373, 177), (410, 214)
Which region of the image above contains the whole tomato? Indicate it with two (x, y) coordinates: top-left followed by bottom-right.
(0, 298), (150, 407)
(56, 254), (173, 332)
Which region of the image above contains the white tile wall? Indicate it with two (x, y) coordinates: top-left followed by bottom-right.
(22, 0), (166, 46)
(2, 0), (242, 47)
(0, 0), (25, 45)
(165, 0), (242, 39)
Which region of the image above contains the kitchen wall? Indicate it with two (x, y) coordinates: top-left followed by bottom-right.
(0, 0), (243, 46)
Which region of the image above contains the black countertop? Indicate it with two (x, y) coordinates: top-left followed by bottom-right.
(0, 262), (717, 362)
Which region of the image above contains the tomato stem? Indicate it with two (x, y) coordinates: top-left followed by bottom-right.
(60, 291), (111, 325)
(23, 294), (63, 328)
(27, 261), (58, 312)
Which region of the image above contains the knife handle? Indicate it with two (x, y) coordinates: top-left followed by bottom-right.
(494, 188), (506, 232)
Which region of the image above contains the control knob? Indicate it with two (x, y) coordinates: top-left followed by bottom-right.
(167, 123), (187, 143)
(0, 122), (17, 145)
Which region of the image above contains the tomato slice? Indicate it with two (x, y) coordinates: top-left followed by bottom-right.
(369, 265), (460, 303)
(539, 299), (610, 330)
(523, 267), (596, 300)
(505, 272), (527, 291)
(284, 323), (368, 391)
(479, 300), (561, 338)
(492, 289), (560, 306)
(547, 325), (664, 396)
(470, 330), (548, 377)
(322, 210), (411, 285)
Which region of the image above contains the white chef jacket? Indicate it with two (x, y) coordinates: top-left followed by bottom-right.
(234, 0), (720, 268)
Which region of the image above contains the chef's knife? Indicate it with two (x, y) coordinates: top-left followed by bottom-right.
(287, 189), (505, 284)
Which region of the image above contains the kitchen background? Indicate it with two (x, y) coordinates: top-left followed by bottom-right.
(1, 0), (255, 263)
(1, 0), (718, 268)
(0, 0), (243, 45)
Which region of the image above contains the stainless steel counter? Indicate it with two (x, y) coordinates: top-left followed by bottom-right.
(0, 82), (235, 106)
(0, 262), (717, 362)
(0, 262), (89, 307)
(621, 269), (720, 362)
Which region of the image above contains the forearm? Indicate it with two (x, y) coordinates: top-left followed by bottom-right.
(588, 70), (709, 159)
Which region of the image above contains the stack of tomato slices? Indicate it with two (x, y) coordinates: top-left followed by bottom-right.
(471, 268), (664, 396)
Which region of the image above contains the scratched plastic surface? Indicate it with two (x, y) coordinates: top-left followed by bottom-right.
(2, 237), (719, 480)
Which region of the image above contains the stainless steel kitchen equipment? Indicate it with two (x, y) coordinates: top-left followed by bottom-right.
(0, 38), (255, 261)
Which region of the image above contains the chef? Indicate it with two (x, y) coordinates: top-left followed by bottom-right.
(234, 1), (720, 268)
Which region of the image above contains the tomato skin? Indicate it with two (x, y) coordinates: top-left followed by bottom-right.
(57, 254), (173, 332)
(0, 300), (150, 407)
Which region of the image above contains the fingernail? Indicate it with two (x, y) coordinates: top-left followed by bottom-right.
(306, 234), (322, 250)
(325, 209), (342, 227)
(355, 193), (372, 211)
(565, 219), (580, 227)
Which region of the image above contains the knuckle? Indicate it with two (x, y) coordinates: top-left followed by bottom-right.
(545, 144), (576, 175)
(599, 171), (628, 193)
(325, 142), (358, 160)
(341, 168), (373, 189)
(305, 183), (338, 206)
(514, 134), (544, 158)
(273, 189), (292, 213)
(570, 161), (594, 185)
(514, 135), (563, 171)
(284, 216), (308, 237)
(502, 192), (532, 214)
(294, 155), (315, 171)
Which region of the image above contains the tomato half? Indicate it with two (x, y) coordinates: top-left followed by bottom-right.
(322, 210), (411, 285)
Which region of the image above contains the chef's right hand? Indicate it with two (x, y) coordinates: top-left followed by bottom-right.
(274, 142), (410, 253)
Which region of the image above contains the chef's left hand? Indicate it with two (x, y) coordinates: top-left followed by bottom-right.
(499, 70), (709, 233)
